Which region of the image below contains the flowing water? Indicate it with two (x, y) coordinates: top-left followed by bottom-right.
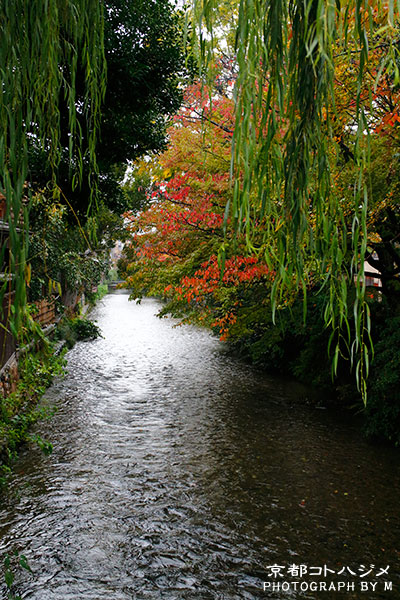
(0, 292), (399, 599)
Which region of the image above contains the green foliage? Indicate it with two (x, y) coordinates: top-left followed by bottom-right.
(0, 0), (105, 342)
(56, 317), (102, 349)
(225, 289), (333, 387)
(107, 268), (119, 282)
(335, 134), (400, 306)
(122, 169), (153, 214)
(364, 314), (400, 445)
(86, 284), (109, 306)
(27, 0), (186, 221)
(225, 288), (400, 443)
(191, 0), (400, 400)
(0, 349), (66, 486)
(71, 318), (102, 341)
(28, 194), (109, 303)
(24, 3), (188, 315)
(3, 550), (32, 600)
(27, 434), (53, 456)
(102, 0), (184, 165)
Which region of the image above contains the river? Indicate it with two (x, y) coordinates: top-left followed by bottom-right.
(0, 292), (399, 599)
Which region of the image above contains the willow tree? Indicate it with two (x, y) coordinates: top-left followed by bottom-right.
(192, 0), (400, 400)
(0, 0), (105, 344)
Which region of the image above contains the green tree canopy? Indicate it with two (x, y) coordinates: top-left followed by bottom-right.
(0, 0), (105, 338)
(27, 0), (186, 220)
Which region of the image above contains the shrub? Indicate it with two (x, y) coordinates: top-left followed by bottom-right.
(363, 315), (400, 445)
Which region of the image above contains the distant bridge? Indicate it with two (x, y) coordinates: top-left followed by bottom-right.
(107, 280), (126, 291)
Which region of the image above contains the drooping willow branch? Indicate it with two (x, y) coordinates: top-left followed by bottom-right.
(192, 0), (400, 402)
(0, 0), (106, 344)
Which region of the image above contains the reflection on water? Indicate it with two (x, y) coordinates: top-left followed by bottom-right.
(0, 292), (399, 599)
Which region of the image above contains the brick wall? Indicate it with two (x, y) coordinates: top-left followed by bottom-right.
(33, 298), (56, 326)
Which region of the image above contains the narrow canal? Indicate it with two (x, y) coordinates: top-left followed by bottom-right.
(0, 292), (399, 599)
